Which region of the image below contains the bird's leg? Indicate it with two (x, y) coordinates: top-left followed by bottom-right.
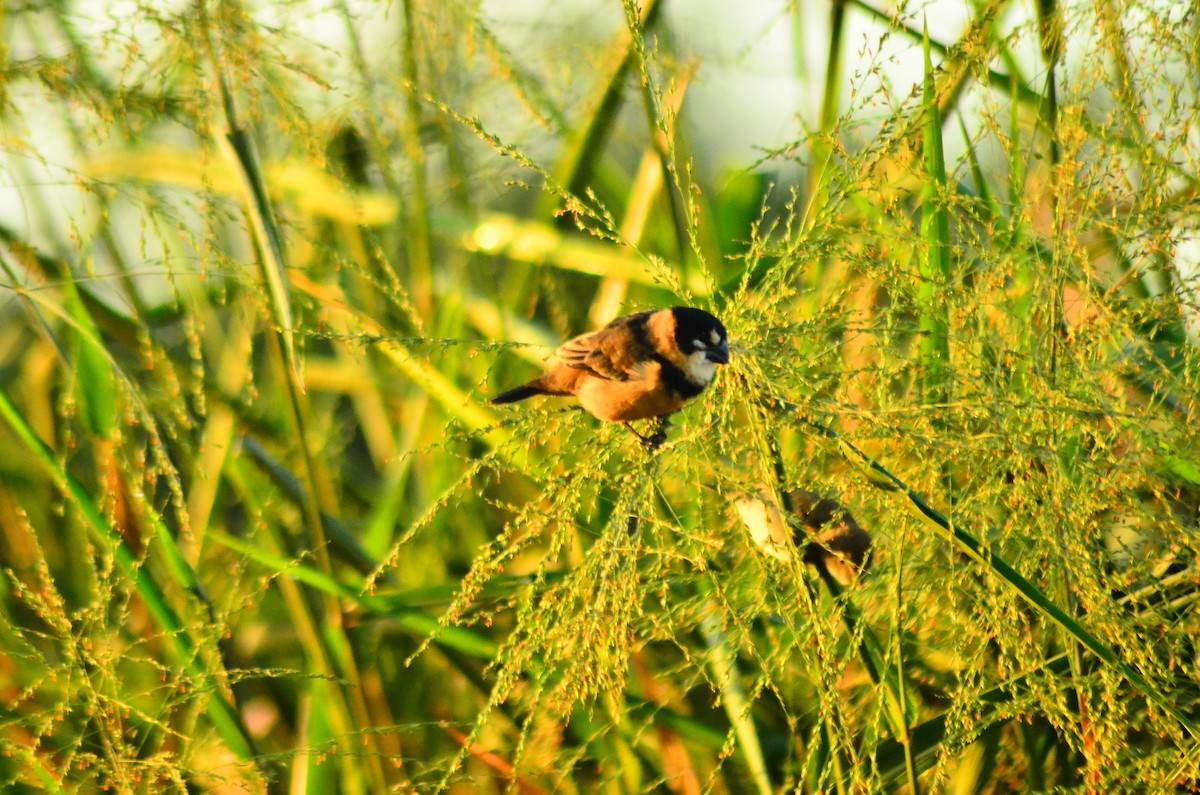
(621, 416), (671, 449)
(621, 422), (654, 446)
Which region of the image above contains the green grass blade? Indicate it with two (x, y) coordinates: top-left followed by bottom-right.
(294, 682), (339, 794)
(61, 274), (117, 438)
(697, 579), (773, 795)
(539, 0), (664, 219)
(919, 22), (952, 406)
(801, 0), (848, 229)
(959, 116), (999, 224)
(220, 128), (298, 381)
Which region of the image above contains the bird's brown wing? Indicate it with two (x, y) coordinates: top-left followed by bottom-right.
(555, 310), (656, 381)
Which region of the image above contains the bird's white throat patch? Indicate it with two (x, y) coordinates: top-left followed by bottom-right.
(685, 350), (717, 385)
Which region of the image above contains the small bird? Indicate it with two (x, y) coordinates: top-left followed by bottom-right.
(734, 487), (872, 587)
(489, 306), (730, 445)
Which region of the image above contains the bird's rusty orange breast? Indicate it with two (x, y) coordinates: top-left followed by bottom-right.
(574, 363), (689, 422)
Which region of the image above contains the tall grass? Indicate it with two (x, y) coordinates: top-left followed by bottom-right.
(1, 0), (1198, 792)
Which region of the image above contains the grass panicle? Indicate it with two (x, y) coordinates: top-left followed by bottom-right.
(0, 1), (1198, 792)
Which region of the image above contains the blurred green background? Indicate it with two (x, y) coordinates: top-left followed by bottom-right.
(1, 0), (1198, 792)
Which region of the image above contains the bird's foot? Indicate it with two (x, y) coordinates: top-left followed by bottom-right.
(623, 418), (670, 449)
(642, 428), (668, 449)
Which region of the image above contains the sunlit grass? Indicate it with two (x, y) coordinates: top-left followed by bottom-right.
(1, 0), (1198, 793)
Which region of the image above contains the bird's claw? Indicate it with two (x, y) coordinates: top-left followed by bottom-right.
(623, 418), (670, 449)
(641, 429), (668, 449)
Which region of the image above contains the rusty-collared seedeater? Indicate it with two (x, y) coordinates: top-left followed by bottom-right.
(489, 306), (730, 445)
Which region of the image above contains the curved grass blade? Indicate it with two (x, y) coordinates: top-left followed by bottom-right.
(461, 212), (684, 289)
(765, 395), (1199, 740)
(219, 129), (299, 386)
(208, 529), (499, 660)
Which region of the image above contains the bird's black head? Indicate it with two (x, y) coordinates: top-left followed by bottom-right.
(671, 306), (730, 365)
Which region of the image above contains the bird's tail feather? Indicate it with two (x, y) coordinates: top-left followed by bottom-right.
(488, 383), (544, 405)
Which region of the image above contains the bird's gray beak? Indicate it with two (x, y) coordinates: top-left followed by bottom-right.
(707, 340), (730, 365)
